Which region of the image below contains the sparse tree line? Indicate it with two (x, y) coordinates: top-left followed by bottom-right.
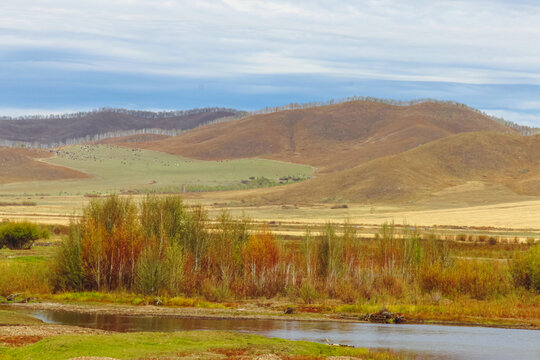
(0, 107), (241, 121)
(245, 96), (540, 136)
(54, 195), (540, 301)
(0, 115), (239, 149)
(2, 98), (538, 149)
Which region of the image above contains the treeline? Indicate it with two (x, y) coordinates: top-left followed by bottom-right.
(0, 115), (238, 149)
(0, 107), (242, 121)
(54, 195), (540, 301)
(247, 96), (540, 136)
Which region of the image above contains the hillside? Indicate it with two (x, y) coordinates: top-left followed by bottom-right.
(0, 147), (88, 184)
(261, 132), (540, 203)
(130, 101), (516, 173)
(0, 108), (239, 146)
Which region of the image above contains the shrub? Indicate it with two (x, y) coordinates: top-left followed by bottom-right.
(135, 247), (167, 295)
(299, 280), (319, 304)
(510, 244), (540, 292)
(0, 222), (41, 249)
(0, 261), (52, 296)
(81, 195), (142, 290)
(53, 223), (83, 291)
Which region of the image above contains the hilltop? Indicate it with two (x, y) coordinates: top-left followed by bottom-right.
(129, 101), (515, 173)
(0, 108), (240, 147)
(2, 100), (536, 205)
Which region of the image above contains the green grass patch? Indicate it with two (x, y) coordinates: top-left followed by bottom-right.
(0, 310), (43, 326)
(0, 145), (313, 195)
(0, 330), (390, 360)
(43, 292), (228, 309)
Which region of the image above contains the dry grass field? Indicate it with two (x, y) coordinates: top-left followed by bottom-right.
(2, 191), (540, 241)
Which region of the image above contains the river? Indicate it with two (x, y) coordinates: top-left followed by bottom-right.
(7, 307), (540, 360)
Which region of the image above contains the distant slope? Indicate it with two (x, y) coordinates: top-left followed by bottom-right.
(0, 147), (88, 184)
(0, 108), (240, 147)
(263, 132), (540, 203)
(95, 134), (170, 145)
(132, 101), (516, 173)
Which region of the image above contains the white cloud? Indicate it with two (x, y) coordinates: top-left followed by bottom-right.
(2, 0), (540, 83)
(482, 109), (540, 128)
(1, 0), (540, 124)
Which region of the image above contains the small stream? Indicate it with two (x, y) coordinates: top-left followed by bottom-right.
(7, 307), (540, 360)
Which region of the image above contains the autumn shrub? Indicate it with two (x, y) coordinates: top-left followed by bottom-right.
(420, 260), (510, 299)
(0, 261), (53, 296)
(242, 228), (281, 297)
(79, 195), (143, 290)
(49, 195), (537, 303)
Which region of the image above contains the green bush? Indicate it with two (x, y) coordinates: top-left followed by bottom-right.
(0, 222), (41, 249)
(510, 244), (540, 292)
(54, 223), (83, 291)
(135, 247), (167, 295)
(299, 281), (319, 304)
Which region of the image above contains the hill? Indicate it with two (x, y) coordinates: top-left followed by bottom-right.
(130, 101), (516, 173)
(0, 145), (313, 195)
(0, 108), (240, 147)
(261, 132), (540, 203)
(0, 147), (88, 184)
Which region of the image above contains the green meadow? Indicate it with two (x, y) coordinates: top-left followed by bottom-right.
(0, 145), (313, 195)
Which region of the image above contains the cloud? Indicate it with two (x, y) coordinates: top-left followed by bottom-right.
(482, 109), (540, 128)
(1, 0), (540, 125)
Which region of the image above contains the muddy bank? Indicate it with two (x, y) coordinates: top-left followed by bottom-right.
(7, 302), (354, 323)
(0, 324), (110, 337)
(0, 324), (111, 347)
(6, 302), (538, 330)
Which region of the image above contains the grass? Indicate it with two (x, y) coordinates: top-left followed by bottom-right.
(0, 330), (401, 360)
(0, 310), (43, 326)
(0, 145), (313, 196)
(332, 294), (540, 328)
(42, 291), (228, 308)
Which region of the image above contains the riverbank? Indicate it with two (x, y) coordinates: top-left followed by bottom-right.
(6, 298), (540, 330)
(0, 309), (402, 360)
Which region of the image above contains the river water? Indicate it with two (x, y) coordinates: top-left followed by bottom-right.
(10, 307), (540, 360)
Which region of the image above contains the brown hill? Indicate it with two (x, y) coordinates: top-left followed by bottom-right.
(0, 147), (88, 184)
(131, 101), (515, 173)
(262, 132), (540, 203)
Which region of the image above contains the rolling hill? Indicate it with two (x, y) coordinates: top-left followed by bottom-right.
(2, 100), (535, 204)
(0, 147), (88, 184)
(129, 101), (516, 173)
(261, 132), (540, 203)
(0, 108), (240, 147)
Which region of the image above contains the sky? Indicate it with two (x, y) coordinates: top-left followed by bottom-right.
(1, 0), (540, 126)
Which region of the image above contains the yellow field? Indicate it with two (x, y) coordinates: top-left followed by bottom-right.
(2, 191), (540, 241)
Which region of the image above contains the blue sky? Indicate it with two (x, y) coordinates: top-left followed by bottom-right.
(1, 0), (540, 126)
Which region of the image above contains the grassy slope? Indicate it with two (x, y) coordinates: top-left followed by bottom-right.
(0, 147), (88, 185)
(259, 132), (540, 203)
(0, 145), (312, 195)
(0, 331), (395, 360)
(129, 101), (514, 174)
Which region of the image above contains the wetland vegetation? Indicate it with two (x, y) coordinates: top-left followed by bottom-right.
(1, 195), (538, 330)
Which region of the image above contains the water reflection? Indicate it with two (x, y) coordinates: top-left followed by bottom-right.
(12, 308), (540, 360)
